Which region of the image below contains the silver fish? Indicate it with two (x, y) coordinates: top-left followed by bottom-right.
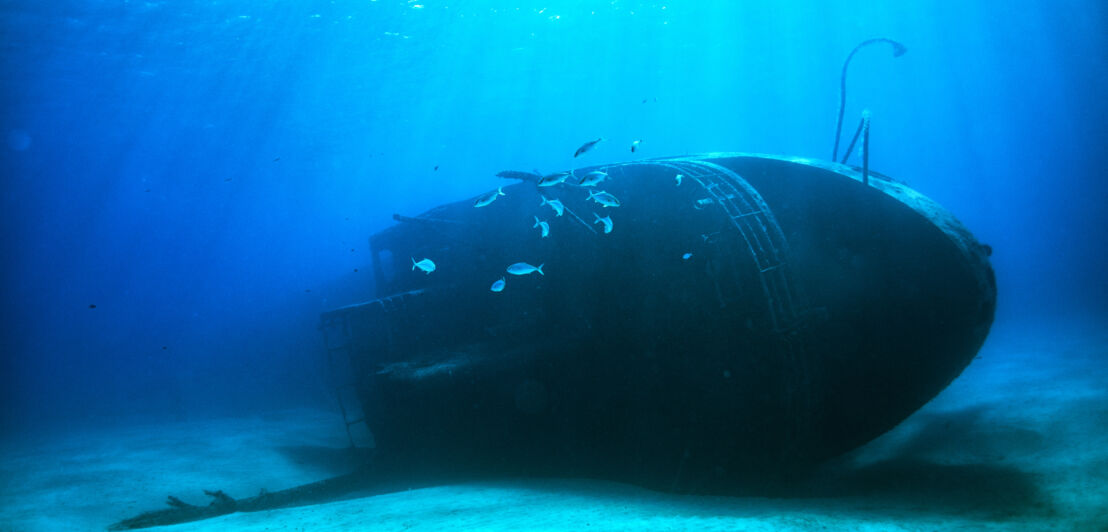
(574, 137), (603, 158)
(630, 139), (642, 152)
(593, 213), (613, 234)
(474, 187), (505, 207)
(682, 252), (693, 260)
(586, 189), (621, 208)
(490, 277), (506, 292)
(411, 257), (436, 274)
(506, 262), (544, 276)
(675, 174), (683, 186)
(538, 172), (571, 187)
(496, 170), (542, 183)
(540, 195), (565, 216)
(578, 170), (608, 187)
(533, 216), (550, 238)
(693, 198), (714, 210)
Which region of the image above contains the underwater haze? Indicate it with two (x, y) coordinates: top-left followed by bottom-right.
(2, 1), (1107, 530)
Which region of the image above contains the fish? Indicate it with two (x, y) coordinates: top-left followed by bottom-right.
(474, 187), (506, 208)
(693, 198), (714, 210)
(593, 213), (613, 234)
(411, 257), (436, 274)
(496, 170), (543, 183)
(682, 253), (693, 260)
(538, 172), (571, 187)
(578, 170), (608, 187)
(533, 216), (550, 238)
(490, 277), (506, 292)
(675, 174), (683, 186)
(540, 195), (565, 216)
(586, 189), (621, 208)
(574, 137), (603, 158)
(507, 262), (544, 276)
(701, 231), (720, 243)
(630, 140), (642, 153)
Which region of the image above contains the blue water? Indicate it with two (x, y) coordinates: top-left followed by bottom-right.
(1, 1), (1106, 527)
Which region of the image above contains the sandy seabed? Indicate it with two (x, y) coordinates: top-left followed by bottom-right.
(2, 320), (1106, 531)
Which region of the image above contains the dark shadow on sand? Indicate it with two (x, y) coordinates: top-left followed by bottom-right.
(771, 404), (1057, 520)
(263, 404), (1064, 523)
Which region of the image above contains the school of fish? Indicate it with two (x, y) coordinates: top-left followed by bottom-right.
(424, 138), (696, 293)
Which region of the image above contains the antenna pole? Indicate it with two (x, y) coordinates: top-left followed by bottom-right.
(862, 111), (871, 186)
(832, 38), (907, 161)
